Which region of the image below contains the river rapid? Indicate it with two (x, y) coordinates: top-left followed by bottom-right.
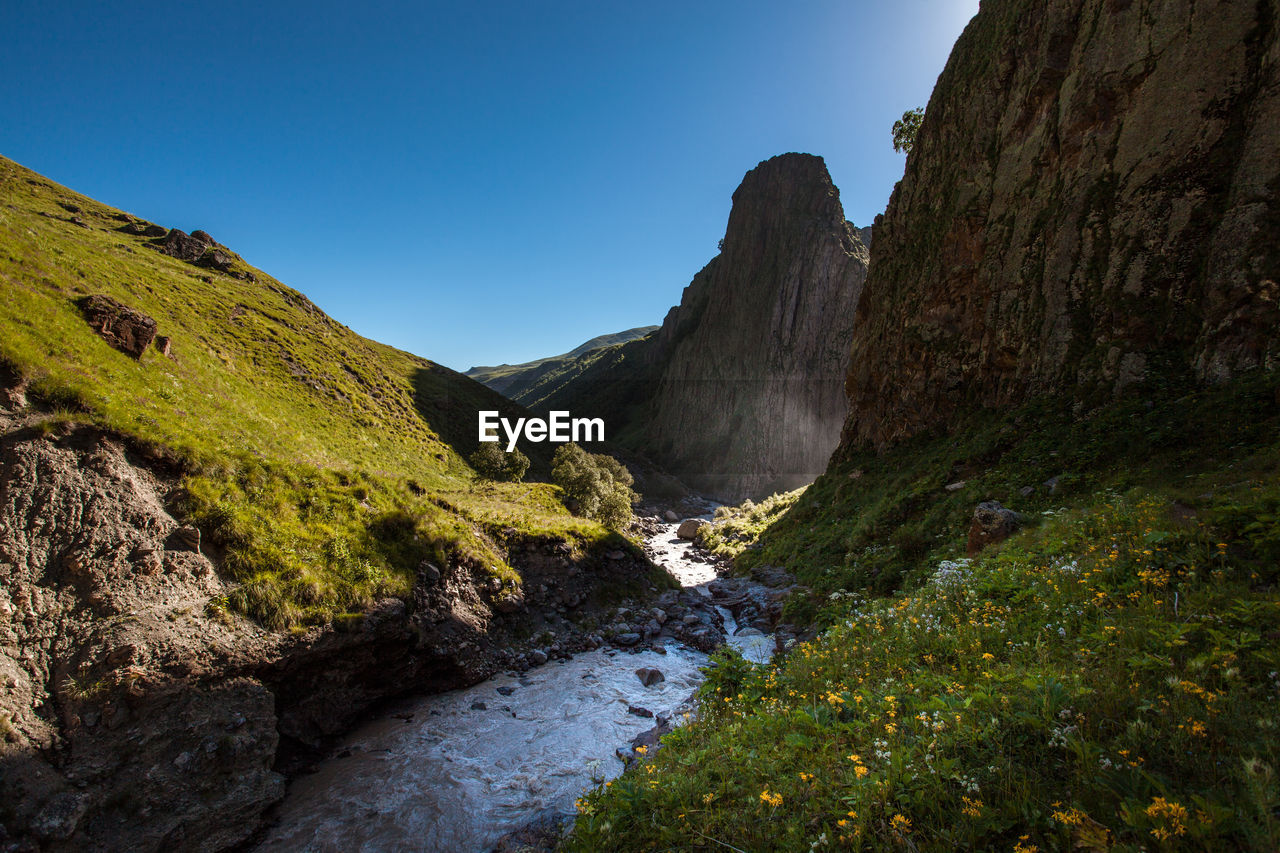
(253, 514), (773, 852)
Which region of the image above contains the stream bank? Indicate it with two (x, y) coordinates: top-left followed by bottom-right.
(251, 506), (793, 852)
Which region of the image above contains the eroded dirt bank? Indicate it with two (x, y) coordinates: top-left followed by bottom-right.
(0, 408), (691, 852)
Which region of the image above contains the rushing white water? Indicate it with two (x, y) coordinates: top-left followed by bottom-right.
(718, 606), (775, 664)
(646, 518), (717, 586)
(255, 646), (707, 852)
(254, 517), (773, 853)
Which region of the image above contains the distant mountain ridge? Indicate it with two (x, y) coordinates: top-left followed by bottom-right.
(465, 326), (658, 401)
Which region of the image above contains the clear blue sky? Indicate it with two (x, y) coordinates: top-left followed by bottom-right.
(2, 0), (977, 371)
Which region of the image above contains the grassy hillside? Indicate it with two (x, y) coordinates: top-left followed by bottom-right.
(567, 375), (1280, 850)
(0, 155), (628, 628)
(465, 326), (658, 406)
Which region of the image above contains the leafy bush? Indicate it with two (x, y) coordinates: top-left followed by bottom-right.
(892, 106), (924, 153)
(551, 443), (636, 529)
(469, 441), (530, 482)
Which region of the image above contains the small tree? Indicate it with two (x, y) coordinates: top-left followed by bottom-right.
(469, 442), (530, 482)
(892, 107), (925, 154)
(551, 443), (636, 529)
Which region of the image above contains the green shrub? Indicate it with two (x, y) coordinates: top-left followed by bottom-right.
(551, 443), (636, 529)
(469, 441), (530, 482)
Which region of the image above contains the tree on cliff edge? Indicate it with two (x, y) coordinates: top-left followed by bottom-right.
(892, 107), (924, 154)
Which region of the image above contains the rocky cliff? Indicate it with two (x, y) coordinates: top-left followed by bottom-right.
(537, 153), (870, 502)
(843, 0), (1280, 450)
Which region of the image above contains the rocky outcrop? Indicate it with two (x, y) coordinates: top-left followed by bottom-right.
(156, 228), (213, 262)
(78, 294), (158, 358)
(148, 227), (256, 281)
(843, 0), (1280, 450)
(0, 423), (282, 852)
(967, 500), (1023, 556)
(640, 154), (868, 501)
(536, 154), (869, 502)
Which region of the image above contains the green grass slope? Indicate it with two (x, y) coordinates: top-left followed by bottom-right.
(567, 375), (1280, 850)
(465, 325), (658, 405)
(0, 154), (623, 628)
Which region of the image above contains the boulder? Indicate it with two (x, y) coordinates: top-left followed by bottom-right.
(198, 248), (236, 274)
(78, 295), (157, 359)
(663, 510), (679, 522)
(966, 501), (1022, 556)
(675, 519), (706, 540)
(635, 667), (665, 687)
(155, 228), (208, 262)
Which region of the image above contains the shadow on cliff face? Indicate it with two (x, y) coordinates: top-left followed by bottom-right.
(411, 365), (556, 480)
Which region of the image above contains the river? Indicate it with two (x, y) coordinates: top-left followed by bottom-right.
(253, 515), (773, 852)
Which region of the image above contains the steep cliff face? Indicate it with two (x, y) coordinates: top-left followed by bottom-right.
(536, 154), (869, 502)
(843, 0), (1280, 450)
(644, 154), (869, 500)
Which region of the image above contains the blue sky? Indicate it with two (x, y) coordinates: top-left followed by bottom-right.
(2, 1), (978, 371)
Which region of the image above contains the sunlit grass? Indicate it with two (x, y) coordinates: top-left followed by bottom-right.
(568, 488), (1280, 850)
(0, 155), (629, 628)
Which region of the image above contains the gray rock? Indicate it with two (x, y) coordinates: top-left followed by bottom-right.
(635, 667), (665, 687)
(78, 294), (158, 359)
(966, 500), (1023, 556)
(31, 793), (89, 841)
(615, 633), (641, 647)
(676, 519), (706, 540)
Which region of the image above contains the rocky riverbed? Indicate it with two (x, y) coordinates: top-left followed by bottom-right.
(250, 505), (790, 852)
